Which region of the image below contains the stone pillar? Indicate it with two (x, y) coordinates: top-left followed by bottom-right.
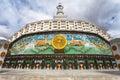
(41, 59), (44, 69)
(63, 59), (66, 69)
(52, 59), (55, 69)
(85, 59), (88, 69)
(103, 60), (106, 69)
(31, 59), (34, 69)
(110, 38), (120, 70)
(94, 60), (98, 69)
(74, 59), (78, 69)
(23, 59), (26, 69)
(109, 59), (113, 69)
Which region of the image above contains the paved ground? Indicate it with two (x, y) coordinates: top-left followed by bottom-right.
(0, 69), (120, 80)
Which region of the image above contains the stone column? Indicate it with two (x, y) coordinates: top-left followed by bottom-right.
(103, 60), (106, 69)
(52, 59), (55, 69)
(94, 60), (98, 69)
(85, 59), (88, 69)
(74, 59), (78, 69)
(109, 59), (113, 69)
(63, 59), (66, 69)
(41, 59), (44, 69)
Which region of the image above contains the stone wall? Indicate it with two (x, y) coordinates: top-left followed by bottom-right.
(110, 38), (120, 69)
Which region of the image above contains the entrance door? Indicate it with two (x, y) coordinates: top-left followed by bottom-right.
(57, 63), (62, 70)
(11, 63), (15, 68)
(79, 63), (84, 70)
(35, 63), (40, 69)
(44, 59), (52, 69)
(106, 63), (111, 69)
(17, 63), (22, 69)
(66, 59), (74, 69)
(89, 63), (95, 70)
(46, 63), (50, 70)
(68, 63), (73, 70)
(99, 63), (103, 70)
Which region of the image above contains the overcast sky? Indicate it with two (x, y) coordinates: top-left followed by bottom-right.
(0, 0), (120, 39)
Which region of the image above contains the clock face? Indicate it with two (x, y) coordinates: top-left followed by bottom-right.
(52, 35), (67, 50)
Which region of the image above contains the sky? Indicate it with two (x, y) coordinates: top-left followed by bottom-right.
(0, 0), (120, 39)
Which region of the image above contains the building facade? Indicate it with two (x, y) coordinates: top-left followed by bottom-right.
(2, 3), (117, 70)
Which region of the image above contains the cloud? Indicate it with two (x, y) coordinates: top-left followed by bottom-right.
(0, 0), (120, 38)
(0, 25), (12, 38)
(19, 7), (52, 26)
(0, 0), (52, 38)
(0, 0), (19, 26)
(107, 29), (120, 39)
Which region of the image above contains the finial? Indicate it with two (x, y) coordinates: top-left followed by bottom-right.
(56, 3), (64, 16)
(53, 3), (67, 20)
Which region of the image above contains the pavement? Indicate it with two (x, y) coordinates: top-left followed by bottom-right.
(0, 69), (120, 80)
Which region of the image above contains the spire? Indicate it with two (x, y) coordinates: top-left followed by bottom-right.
(56, 3), (64, 16)
(53, 3), (67, 20)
